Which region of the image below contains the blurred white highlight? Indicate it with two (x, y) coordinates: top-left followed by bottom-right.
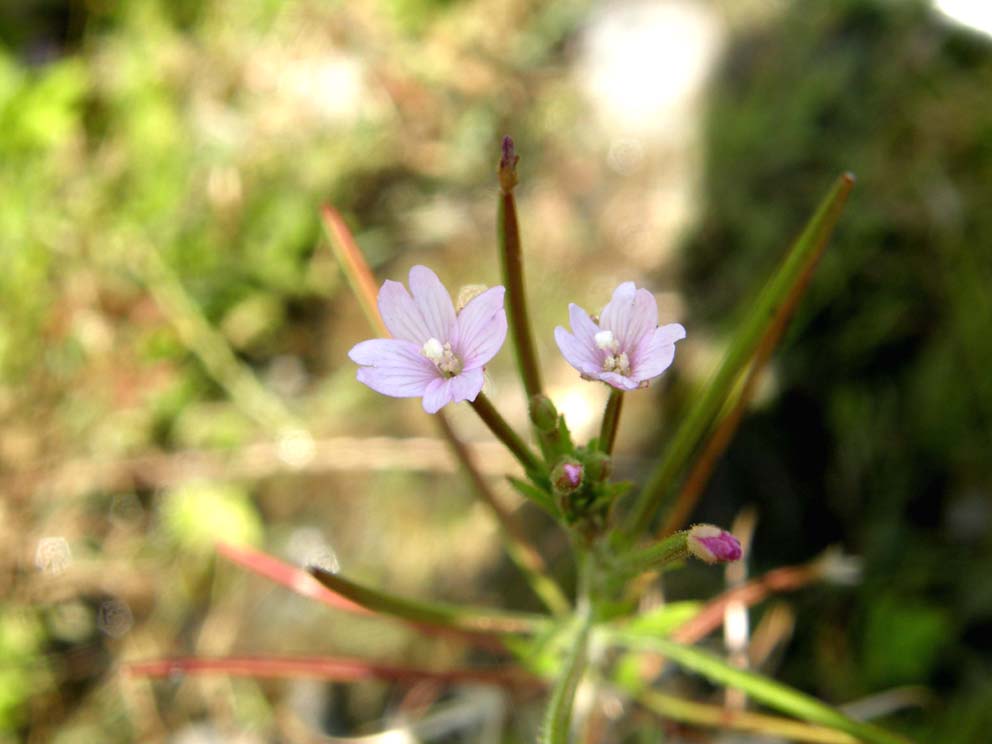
(934, 0), (992, 37)
(578, 1), (720, 137)
(276, 427), (316, 468)
(550, 384), (601, 440)
(287, 526), (340, 574)
(35, 537), (72, 576)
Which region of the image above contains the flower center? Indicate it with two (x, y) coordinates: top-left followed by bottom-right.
(595, 330), (631, 376)
(421, 337), (463, 377)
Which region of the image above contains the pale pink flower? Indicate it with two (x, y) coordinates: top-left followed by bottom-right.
(554, 282), (685, 390)
(349, 266), (507, 414)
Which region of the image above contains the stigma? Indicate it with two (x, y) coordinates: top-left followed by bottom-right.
(421, 337), (463, 377)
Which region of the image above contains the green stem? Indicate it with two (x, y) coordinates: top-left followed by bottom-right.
(541, 552), (594, 744)
(470, 393), (544, 475)
(598, 389), (624, 454)
(498, 141), (543, 398)
(610, 531), (689, 580)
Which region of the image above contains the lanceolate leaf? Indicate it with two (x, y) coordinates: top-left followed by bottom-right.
(622, 173), (856, 539)
(216, 541), (369, 615)
(629, 686), (861, 744)
(320, 205), (387, 337)
(309, 566), (549, 636)
(607, 632), (912, 744)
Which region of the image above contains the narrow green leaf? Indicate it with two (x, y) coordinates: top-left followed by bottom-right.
(309, 567), (548, 636)
(622, 173), (855, 539)
(621, 601), (702, 637)
(606, 632), (913, 744)
(508, 475), (558, 517)
(627, 684), (861, 744)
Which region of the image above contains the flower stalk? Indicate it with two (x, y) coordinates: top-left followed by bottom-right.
(470, 392), (545, 476)
(598, 389), (624, 454)
(498, 136), (543, 398)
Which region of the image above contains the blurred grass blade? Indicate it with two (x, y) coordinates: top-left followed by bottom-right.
(622, 173), (855, 539)
(628, 686), (860, 744)
(607, 633), (912, 744)
(134, 241), (302, 434)
(320, 205), (388, 337)
(216, 541), (370, 615)
(126, 655), (541, 689)
(310, 566), (548, 636)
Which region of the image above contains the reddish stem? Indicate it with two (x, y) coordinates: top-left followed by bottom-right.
(126, 655), (542, 690)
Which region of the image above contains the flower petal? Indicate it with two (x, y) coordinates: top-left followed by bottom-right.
(378, 280), (432, 343)
(350, 339), (438, 398)
(449, 368), (485, 404)
(455, 286), (507, 369)
(598, 371), (641, 391)
(422, 377), (453, 414)
(555, 326), (602, 378)
(629, 323), (685, 382)
(409, 265), (456, 342)
(601, 284), (658, 350)
(568, 303), (600, 347)
(348, 338), (414, 366)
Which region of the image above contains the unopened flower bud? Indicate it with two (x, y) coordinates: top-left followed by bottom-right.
(551, 458), (583, 494)
(687, 524), (742, 564)
(584, 450), (612, 482)
(529, 394), (559, 431)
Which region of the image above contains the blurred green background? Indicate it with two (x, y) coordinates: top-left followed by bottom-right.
(2, 0), (990, 741)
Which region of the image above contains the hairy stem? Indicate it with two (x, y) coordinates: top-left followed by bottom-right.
(541, 552), (593, 744)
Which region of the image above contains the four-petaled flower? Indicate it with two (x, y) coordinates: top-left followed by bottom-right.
(554, 282), (685, 390)
(349, 266), (507, 414)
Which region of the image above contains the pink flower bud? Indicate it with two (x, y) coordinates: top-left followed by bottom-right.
(562, 462), (582, 489)
(687, 524), (742, 564)
(551, 459), (583, 494)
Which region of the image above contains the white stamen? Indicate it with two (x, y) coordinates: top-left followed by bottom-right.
(595, 330), (617, 351)
(422, 337), (444, 362)
(421, 337), (463, 377)
(602, 351), (631, 376)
